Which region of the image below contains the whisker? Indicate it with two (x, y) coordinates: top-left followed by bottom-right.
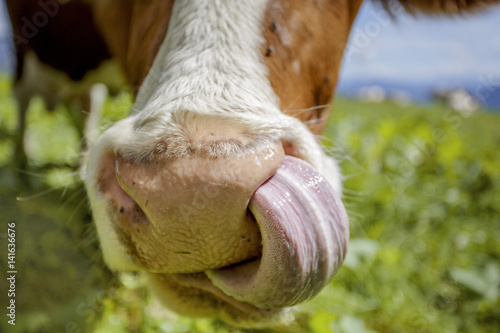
(67, 193), (89, 224)
(341, 173), (360, 181)
(61, 186), (87, 208)
(89, 244), (104, 263)
(302, 115), (330, 125)
(342, 188), (370, 196)
(14, 169), (50, 179)
(287, 104), (330, 118)
(16, 186), (62, 201)
(282, 94), (303, 114)
(80, 229), (99, 249)
(341, 194), (364, 202)
(75, 222), (99, 250)
(289, 104), (330, 113)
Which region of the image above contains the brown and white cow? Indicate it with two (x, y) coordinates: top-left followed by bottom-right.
(5, 0), (123, 171)
(8, 0), (499, 327)
(86, 0), (354, 326)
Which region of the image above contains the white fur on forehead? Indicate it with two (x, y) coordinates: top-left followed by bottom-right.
(134, 0), (281, 120)
(113, 0), (286, 162)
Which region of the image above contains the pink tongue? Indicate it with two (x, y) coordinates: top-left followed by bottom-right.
(206, 156), (349, 309)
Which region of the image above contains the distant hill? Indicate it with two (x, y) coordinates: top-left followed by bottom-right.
(336, 78), (500, 112)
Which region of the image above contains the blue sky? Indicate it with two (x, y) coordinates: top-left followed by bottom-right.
(340, 1), (500, 85)
(1, 0), (499, 87)
(0, 0), (12, 72)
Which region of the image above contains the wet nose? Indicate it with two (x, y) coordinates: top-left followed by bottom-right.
(114, 140), (285, 274)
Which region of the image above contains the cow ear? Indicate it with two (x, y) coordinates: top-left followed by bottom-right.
(378, 0), (500, 14)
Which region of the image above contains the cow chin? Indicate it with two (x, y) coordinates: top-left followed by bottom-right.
(85, 113), (349, 325)
(147, 272), (290, 327)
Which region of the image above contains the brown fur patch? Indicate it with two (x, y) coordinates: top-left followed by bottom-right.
(90, 0), (175, 90)
(261, 0), (363, 134)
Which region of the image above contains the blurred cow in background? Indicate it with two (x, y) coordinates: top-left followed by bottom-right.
(5, 0), (124, 172)
(433, 88), (480, 116)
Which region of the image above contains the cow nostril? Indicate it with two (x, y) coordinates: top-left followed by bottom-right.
(282, 141), (297, 157)
(113, 171), (150, 225)
(130, 201), (149, 225)
(94, 152), (151, 226)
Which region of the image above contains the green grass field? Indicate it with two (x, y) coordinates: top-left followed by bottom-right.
(0, 75), (499, 332)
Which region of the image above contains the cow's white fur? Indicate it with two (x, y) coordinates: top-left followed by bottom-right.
(85, 0), (342, 270)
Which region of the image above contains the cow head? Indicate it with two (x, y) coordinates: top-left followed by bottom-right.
(84, 0), (497, 327)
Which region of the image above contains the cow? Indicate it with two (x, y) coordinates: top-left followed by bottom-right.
(7, 0), (499, 328)
(5, 0), (124, 173)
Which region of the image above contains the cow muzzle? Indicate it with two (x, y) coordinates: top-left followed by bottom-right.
(93, 134), (348, 312)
